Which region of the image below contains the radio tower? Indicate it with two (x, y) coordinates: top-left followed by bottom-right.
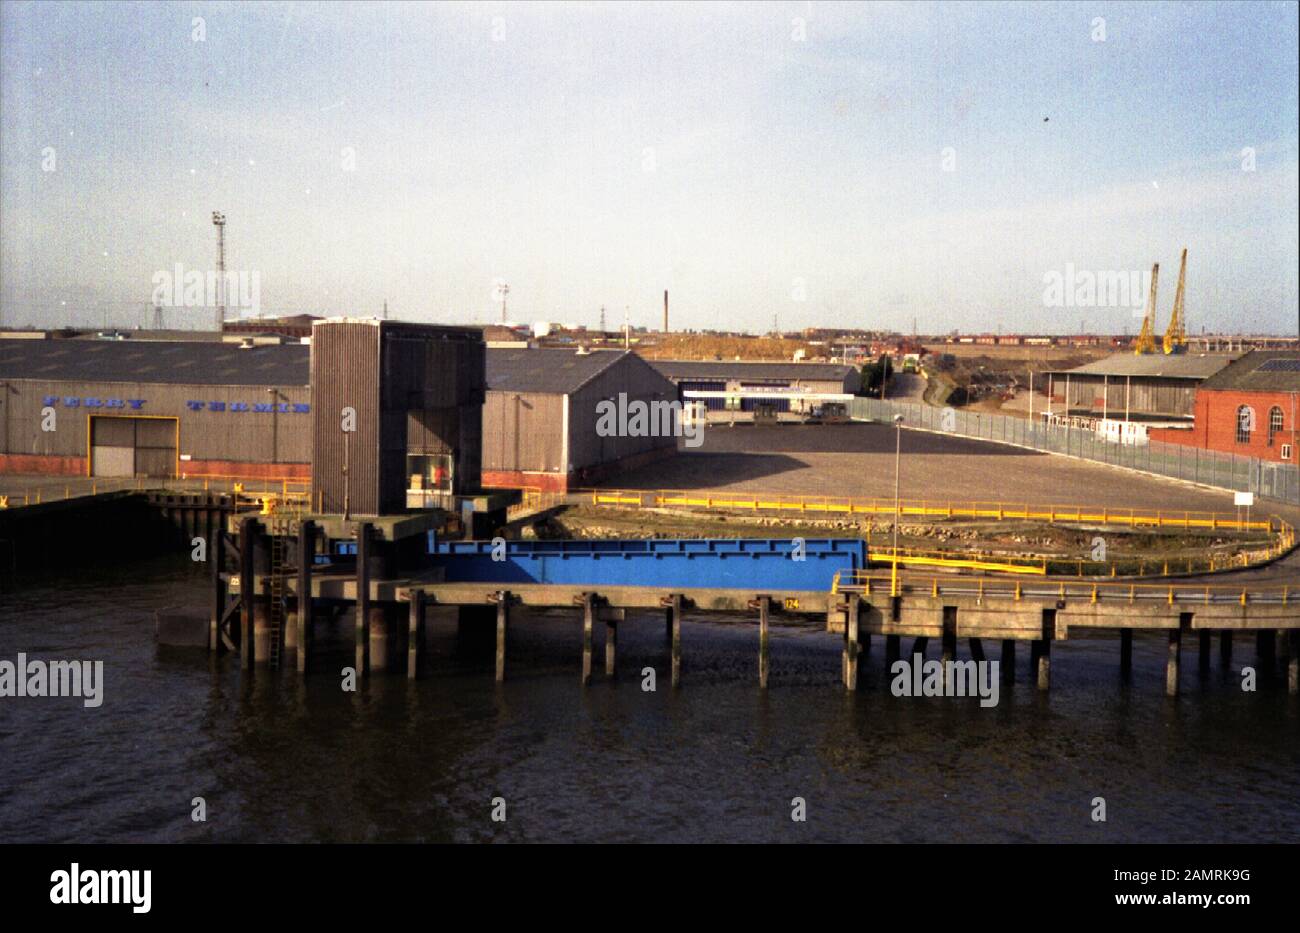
(211, 211), (226, 332)
(499, 283), (510, 323)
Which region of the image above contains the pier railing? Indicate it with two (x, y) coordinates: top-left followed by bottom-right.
(834, 572), (1294, 606)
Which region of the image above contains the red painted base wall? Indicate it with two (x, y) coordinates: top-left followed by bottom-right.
(0, 453), (86, 475)
(483, 445), (678, 493)
(0, 454), (310, 481)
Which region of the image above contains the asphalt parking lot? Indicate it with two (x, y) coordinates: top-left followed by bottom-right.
(613, 422), (1299, 521)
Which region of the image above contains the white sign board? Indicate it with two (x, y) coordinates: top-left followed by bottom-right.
(1234, 491), (1254, 507)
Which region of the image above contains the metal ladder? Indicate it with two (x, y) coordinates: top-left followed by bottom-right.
(265, 522), (296, 670)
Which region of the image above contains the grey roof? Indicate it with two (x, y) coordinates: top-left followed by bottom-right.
(649, 359), (858, 382)
(486, 347), (628, 394)
(1198, 351), (1300, 393)
(0, 338), (309, 386)
(1047, 352), (1239, 380)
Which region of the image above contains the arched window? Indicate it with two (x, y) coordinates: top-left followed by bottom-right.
(1236, 406), (1252, 444)
(1268, 406), (1284, 443)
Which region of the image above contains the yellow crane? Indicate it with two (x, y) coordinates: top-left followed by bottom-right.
(1163, 247), (1188, 354)
(1134, 262), (1159, 354)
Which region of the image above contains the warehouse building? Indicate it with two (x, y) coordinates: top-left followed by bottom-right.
(1045, 353), (1239, 422)
(0, 336), (312, 478)
(1148, 351), (1300, 464)
(0, 332), (679, 495)
(483, 348), (679, 491)
(648, 359), (860, 413)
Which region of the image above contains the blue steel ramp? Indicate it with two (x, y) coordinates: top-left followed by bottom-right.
(428, 538), (866, 590)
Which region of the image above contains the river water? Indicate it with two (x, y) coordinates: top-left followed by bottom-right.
(2, 555), (1298, 843)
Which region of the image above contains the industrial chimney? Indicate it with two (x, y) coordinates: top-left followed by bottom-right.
(663, 290), (669, 333)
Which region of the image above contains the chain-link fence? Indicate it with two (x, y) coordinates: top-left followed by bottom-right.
(849, 397), (1300, 506)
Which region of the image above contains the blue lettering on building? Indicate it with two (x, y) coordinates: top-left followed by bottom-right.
(45, 393), (307, 414)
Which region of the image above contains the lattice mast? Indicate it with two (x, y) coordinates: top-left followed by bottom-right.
(1163, 248), (1187, 355)
(1133, 262), (1159, 354)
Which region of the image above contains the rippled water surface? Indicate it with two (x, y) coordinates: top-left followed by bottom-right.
(2, 556), (1298, 843)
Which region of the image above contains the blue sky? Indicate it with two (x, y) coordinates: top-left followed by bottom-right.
(1, 0), (1296, 334)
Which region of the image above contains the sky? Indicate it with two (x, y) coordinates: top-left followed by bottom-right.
(1, 0), (1297, 335)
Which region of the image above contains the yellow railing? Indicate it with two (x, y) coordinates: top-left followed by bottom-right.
(0, 474), (311, 510)
(582, 487), (1276, 532)
(834, 571), (1293, 606)
(870, 546), (1047, 575)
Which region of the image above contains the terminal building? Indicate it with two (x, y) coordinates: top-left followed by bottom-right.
(648, 359), (860, 414)
(0, 336), (312, 478)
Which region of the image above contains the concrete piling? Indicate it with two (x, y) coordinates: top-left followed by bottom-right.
(1220, 630), (1232, 668)
(495, 592), (509, 683)
(1289, 631), (1299, 695)
(885, 634), (900, 666)
(969, 638), (986, 663)
(843, 597), (860, 691)
(355, 522), (372, 676)
(911, 636), (928, 658)
(605, 618), (617, 679)
(209, 528), (224, 653)
(668, 594), (682, 688)
(239, 517), (256, 669)
(407, 590), (423, 680)
(1198, 630), (1211, 674)
(1120, 628), (1132, 678)
(284, 609), (298, 654)
(581, 593), (594, 686)
(1166, 628), (1181, 697)
(1256, 629), (1275, 672)
(1001, 639), (1015, 682)
(297, 521), (314, 675)
(253, 595), (271, 664)
(368, 606), (390, 673)
(758, 595), (770, 689)
(1036, 611), (1053, 691)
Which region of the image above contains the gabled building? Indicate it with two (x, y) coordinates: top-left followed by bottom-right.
(483, 348), (679, 491)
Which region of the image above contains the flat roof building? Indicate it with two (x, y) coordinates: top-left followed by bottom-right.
(648, 359), (859, 413)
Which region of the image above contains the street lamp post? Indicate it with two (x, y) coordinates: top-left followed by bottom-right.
(892, 413), (904, 597)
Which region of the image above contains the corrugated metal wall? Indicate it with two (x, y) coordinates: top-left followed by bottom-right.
(482, 390), (565, 472)
(311, 322), (381, 514)
(0, 378), (310, 463)
(568, 354), (679, 470)
(1063, 375), (1198, 417)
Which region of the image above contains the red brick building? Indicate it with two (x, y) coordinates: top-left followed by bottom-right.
(1148, 351), (1300, 463)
